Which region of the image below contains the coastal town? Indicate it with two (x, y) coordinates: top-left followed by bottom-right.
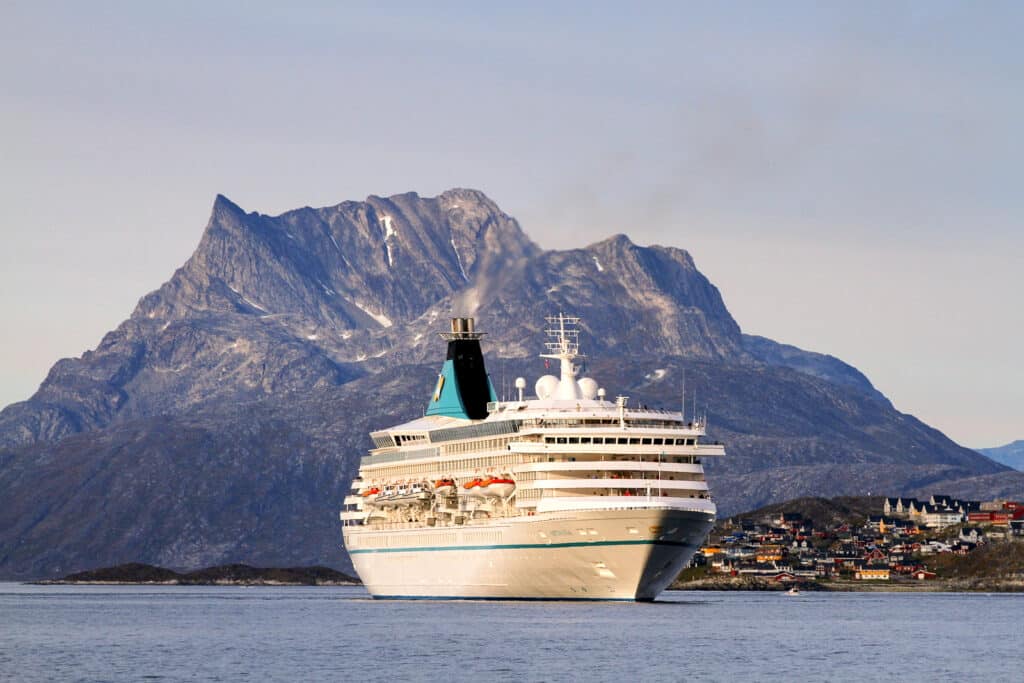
(685, 495), (1024, 588)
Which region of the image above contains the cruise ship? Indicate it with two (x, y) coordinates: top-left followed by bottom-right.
(340, 314), (724, 600)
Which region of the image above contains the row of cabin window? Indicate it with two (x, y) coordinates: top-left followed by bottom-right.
(369, 452), (519, 480)
(444, 437), (512, 456)
(526, 418), (683, 429)
(545, 456), (700, 464)
(544, 436), (696, 446)
(545, 489), (708, 499)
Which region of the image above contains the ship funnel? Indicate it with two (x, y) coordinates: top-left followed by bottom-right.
(425, 317), (495, 420)
(448, 317), (477, 336)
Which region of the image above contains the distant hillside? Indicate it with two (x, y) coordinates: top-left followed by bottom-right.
(725, 496), (885, 529)
(977, 441), (1024, 471)
(51, 562), (359, 585)
(927, 543), (1024, 580)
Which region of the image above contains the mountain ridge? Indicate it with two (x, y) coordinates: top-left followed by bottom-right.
(977, 440), (1024, 472)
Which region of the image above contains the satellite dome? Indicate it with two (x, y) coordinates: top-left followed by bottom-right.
(535, 375), (559, 400)
(577, 377), (599, 400)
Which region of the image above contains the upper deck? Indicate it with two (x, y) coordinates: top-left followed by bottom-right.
(361, 398), (722, 471)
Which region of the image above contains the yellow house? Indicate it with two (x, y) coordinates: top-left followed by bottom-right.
(854, 568), (890, 580)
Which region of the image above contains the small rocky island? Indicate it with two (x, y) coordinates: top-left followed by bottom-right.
(38, 563), (360, 586)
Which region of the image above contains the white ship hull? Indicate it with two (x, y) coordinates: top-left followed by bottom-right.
(343, 507), (714, 601)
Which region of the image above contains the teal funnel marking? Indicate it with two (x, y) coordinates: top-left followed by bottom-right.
(425, 337), (497, 420)
(426, 360), (466, 418)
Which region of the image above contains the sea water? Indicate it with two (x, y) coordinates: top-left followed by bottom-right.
(0, 584), (1019, 682)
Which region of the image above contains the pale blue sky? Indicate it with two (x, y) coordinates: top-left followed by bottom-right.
(1, 2), (1021, 446)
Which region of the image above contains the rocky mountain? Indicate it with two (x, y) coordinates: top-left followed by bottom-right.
(977, 441), (1024, 471)
(0, 189), (537, 447)
(1, 189), (1020, 579)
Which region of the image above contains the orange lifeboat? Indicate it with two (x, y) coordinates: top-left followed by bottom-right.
(482, 475), (516, 499)
(433, 478), (456, 497)
(462, 477), (486, 498)
(361, 486), (381, 500)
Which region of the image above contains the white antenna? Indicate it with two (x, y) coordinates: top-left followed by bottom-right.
(539, 312), (586, 400)
(681, 368), (686, 420)
(542, 313), (583, 358)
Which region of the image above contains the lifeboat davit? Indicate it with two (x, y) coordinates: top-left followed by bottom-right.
(433, 478), (456, 497)
(482, 475), (516, 498)
(461, 477), (486, 498)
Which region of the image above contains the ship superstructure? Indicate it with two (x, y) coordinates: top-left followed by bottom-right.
(340, 315), (724, 600)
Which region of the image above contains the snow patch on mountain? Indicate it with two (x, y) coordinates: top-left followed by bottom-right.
(380, 215), (396, 267)
(451, 238), (468, 281)
(227, 285), (269, 313)
(354, 302), (393, 328)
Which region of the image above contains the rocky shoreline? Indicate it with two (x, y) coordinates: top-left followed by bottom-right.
(32, 563), (361, 586)
(672, 575), (1024, 593)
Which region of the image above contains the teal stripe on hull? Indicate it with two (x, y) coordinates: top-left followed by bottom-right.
(348, 539), (690, 555)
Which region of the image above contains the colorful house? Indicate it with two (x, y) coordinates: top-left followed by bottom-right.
(854, 568), (891, 580)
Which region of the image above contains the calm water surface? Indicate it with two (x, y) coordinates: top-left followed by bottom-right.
(0, 583), (1019, 682)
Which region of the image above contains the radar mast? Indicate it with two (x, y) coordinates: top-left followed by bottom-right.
(539, 313), (586, 400)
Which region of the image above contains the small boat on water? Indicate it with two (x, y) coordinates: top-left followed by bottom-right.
(786, 586), (800, 596)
